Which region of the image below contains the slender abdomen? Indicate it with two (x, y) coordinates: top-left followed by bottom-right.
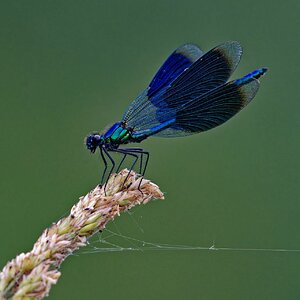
(131, 118), (176, 141)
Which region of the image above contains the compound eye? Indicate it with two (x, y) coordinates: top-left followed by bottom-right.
(94, 134), (101, 141)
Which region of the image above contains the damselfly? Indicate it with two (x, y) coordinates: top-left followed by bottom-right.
(86, 41), (267, 188)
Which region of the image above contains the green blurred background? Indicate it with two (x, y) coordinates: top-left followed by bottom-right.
(1, 0), (300, 299)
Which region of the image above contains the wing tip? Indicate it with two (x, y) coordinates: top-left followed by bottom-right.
(175, 43), (203, 62)
(239, 79), (260, 106)
(224, 40), (243, 50)
(214, 40), (243, 70)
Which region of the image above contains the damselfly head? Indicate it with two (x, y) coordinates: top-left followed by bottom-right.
(85, 133), (102, 153)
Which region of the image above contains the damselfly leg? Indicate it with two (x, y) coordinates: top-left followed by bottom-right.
(113, 149), (139, 187)
(102, 147), (115, 193)
(99, 146), (150, 194)
(116, 148), (150, 192)
(99, 147), (107, 186)
(116, 153), (127, 173)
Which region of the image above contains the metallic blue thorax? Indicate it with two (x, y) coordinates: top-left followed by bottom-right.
(102, 122), (131, 144)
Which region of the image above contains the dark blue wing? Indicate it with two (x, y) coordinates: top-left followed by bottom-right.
(151, 41), (242, 110)
(154, 68), (267, 137)
(122, 41), (243, 132)
(148, 44), (203, 98)
(122, 44), (203, 128)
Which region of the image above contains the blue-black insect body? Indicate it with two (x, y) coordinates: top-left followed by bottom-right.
(86, 41), (268, 186)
